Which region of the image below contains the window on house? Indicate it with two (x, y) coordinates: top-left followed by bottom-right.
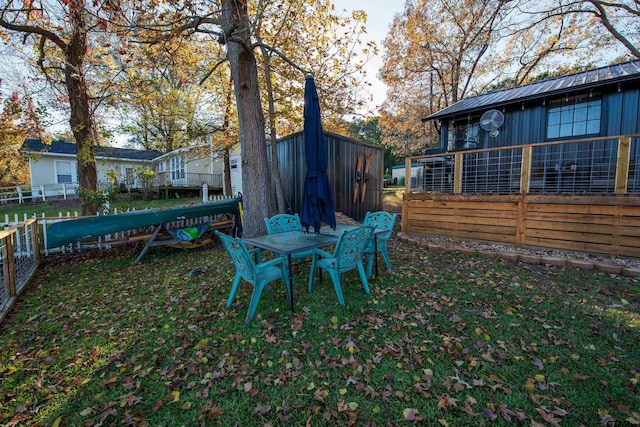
(447, 122), (480, 151)
(546, 93), (601, 139)
(55, 160), (77, 184)
(170, 156), (186, 180)
(123, 166), (135, 185)
(230, 158), (238, 169)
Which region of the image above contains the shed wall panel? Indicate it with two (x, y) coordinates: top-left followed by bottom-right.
(276, 131), (383, 223)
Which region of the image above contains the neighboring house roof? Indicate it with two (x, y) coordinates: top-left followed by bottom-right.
(21, 138), (164, 161)
(425, 59), (640, 121)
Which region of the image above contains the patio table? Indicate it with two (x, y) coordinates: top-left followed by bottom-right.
(243, 224), (383, 312)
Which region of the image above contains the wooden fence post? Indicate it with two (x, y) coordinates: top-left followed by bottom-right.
(405, 157), (412, 192)
(454, 153), (463, 194)
(31, 220), (41, 265)
(615, 135), (631, 194)
(515, 194), (527, 246)
(3, 233), (16, 297)
(520, 146), (532, 193)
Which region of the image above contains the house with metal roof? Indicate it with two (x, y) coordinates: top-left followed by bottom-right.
(423, 60), (640, 153)
(415, 60), (640, 195)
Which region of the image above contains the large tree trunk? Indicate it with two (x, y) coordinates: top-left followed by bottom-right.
(223, 0), (276, 237)
(66, 1), (98, 216)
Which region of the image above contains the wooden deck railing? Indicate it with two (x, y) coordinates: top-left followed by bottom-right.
(401, 135), (640, 257)
(155, 172), (223, 188)
(405, 134), (640, 196)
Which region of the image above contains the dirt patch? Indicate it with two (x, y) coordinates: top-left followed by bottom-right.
(383, 188), (403, 213)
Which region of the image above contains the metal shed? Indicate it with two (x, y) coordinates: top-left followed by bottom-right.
(275, 131), (383, 223)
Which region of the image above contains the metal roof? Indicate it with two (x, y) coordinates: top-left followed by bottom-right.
(21, 138), (164, 161)
(425, 60), (640, 121)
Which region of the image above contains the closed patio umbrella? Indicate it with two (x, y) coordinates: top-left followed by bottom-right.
(300, 75), (336, 233)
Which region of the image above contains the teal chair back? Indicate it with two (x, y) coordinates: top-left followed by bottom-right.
(333, 226), (374, 273)
(263, 213), (312, 285)
(363, 211), (397, 276)
(307, 226), (374, 306)
(216, 230), (256, 283)
(215, 231), (290, 322)
(264, 213), (303, 234)
(364, 211), (397, 239)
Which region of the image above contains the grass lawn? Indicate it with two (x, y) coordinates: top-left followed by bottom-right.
(1, 236), (639, 426)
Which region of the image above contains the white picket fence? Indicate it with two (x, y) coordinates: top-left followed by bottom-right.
(0, 182), (218, 205)
(0, 193), (234, 256)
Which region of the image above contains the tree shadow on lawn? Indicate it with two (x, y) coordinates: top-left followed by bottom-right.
(1, 239), (639, 426)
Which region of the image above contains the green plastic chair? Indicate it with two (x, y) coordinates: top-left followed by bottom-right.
(215, 231), (290, 322)
(264, 213), (314, 280)
(307, 226), (374, 306)
(363, 211), (397, 277)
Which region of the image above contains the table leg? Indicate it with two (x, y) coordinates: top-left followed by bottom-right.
(288, 254), (294, 312)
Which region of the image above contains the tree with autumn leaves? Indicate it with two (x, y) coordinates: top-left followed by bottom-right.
(379, 0), (640, 158)
(137, 0), (374, 233)
(0, 0), (128, 215)
(0, 91), (45, 187)
(1, 0), (373, 235)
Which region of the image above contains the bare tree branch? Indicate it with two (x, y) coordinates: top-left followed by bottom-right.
(586, 0), (640, 58)
(199, 57), (228, 85)
(0, 15), (68, 52)
(251, 41), (310, 75)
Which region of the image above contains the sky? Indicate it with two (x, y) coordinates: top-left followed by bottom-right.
(0, 1), (405, 141)
(333, 0), (405, 113)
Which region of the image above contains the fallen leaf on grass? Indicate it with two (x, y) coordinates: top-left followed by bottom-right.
(403, 408), (419, 420)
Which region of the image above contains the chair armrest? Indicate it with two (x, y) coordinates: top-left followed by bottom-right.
(248, 247), (262, 263)
(260, 257), (286, 269)
(311, 248), (333, 259)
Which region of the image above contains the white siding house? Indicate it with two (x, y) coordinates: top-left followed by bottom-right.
(20, 139), (233, 196)
(153, 144), (223, 188)
(392, 163), (421, 183)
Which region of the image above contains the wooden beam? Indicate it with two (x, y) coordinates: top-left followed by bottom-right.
(516, 195), (527, 246)
(405, 157), (411, 193)
(454, 153), (463, 194)
(4, 233), (16, 297)
(520, 146), (532, 193)
(614, 136), (631, 194)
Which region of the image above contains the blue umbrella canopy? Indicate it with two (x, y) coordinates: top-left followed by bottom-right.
(300, 75), (336, 233)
